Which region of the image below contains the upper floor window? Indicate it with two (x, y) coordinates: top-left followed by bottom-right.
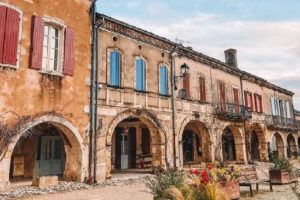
(183, 73), (190, 98)
(219, 83), (226, 111)
(271, 97), (291, 118)
(199, 77), (206, 102)
(0, 5), (21, 67)
(30, 16), (75, 76)
(109, 51), (121, 86)
(254, 94), (263, 113)
(42, 25), (60, 72)
(136, 58), (146, 91)
(244, 91), (254, 111)
(160, 66), (168, 95)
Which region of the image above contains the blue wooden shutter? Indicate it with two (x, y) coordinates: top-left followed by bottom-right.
(110, 51), (120, 86)
(136, 59), (145, 91)
(160, 66), (168, 95)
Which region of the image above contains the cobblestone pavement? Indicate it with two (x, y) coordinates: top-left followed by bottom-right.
(14, 182), (153, 200)
(12, 182), (300, 200)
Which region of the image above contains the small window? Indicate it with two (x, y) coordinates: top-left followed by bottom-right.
(110, 51), (121, 86)
(136, 58), (146, 91)
(160, 66), (168, 95)
(42, 25), (60, 72)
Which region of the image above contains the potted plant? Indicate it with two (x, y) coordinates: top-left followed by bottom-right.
(269, 156), (296, 184)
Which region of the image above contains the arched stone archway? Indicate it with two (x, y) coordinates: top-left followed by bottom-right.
(178, 120), (212, 167)
(270, 132), (285, 158)
(221, 125), (246, 163)
(287, 134), (297, 159)
(104, 109), (166, 178)
(0, 115), (87, 189)
(247, 124), (267, 162)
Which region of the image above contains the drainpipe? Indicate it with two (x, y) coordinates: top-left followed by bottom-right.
(240, 74), (248, 164)
(89, 0), (97, 185)
(171, 51), (177, 169)
(93, 24), (100, 184)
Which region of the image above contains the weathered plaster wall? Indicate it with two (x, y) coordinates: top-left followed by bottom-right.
(0, 0), (91, 189)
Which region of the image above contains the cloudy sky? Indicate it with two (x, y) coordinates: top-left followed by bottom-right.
(96, 0), (300, 110)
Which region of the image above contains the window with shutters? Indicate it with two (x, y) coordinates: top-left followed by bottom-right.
(0, 4), (22, 68)
(160, 65), (168, 95)
(199, 77), (206, 102)
(109, 51), (121, 86)
(30, 17), (74, 76)
(135, 58), (146, 91)
(244, 91), (254, 111)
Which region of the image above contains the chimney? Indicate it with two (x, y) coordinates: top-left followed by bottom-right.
(224, 48), (238, 68)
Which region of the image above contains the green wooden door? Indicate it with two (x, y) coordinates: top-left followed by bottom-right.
(35, 136), (65, 176)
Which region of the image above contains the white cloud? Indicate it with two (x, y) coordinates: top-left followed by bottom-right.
(113, 12), (300, 109)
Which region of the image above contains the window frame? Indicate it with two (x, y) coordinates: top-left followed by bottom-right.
(199, 76), (206, 102)
(40, 17), (66, 76)
(0, 2), (23, 69)
(159, 65), (169, 95)
(134, 56), (147, 92)
(108, 49), (122, 87)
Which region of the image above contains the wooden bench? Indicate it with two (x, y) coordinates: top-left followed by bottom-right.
(239, 167), (273, 197)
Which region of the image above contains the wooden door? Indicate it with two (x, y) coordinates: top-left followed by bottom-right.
(182, 130), (194, 163)
(142, 128), (150, 155)
(115, 127), (122, 170)
(129, 128), (136, 168)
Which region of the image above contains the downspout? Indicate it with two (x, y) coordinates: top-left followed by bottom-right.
(89, 0), (97, 185)
(240, 74), (248, 164)
(171, 51), (177, 169)
(93, 23), (100, 184)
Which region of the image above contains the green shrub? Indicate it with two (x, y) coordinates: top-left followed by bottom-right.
(270, 156), (293, 174)
(146, 168), (185, 198)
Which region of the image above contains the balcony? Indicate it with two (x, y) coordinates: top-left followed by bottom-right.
(265, 115), (300, 131)
(215, 102), (252, 121)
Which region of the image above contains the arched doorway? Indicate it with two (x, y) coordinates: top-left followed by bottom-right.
(0, 115), (86, 187)
(222, 127), (236, 161)
(287, 134), (297, 159)
(250, 131), (260, 161)
(105, 110), (165, 178)
(271, 132), (284, 158)
(10, 124), (66, 180)
(111, 117), (153, 170)
(221, 126), (245, 163)
(179, 120), (211, 167)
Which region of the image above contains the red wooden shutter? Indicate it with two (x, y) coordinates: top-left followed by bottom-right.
(250, 93), (254, 112)
(220, 83), (226, 112)
(30, 16), (44, 69)
(259, 95), (263, 113)
(244, 91), (248, 108)
(254, 94), (258, 112)
(63, 27), (75, 76)
(199, 77), (206, 102)
(183, 73), (190, 98)
(2, 8), (19, 65)
(0, 6), (7, 63)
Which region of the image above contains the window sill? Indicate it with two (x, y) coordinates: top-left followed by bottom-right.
(0, 63), (18, 70)
(107, 85), (123, 89)
(159, 94), (171, 98)
(39, 69), (64, 77)
(134, 89), (147, 94)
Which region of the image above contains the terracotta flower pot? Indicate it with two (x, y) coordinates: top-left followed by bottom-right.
(218, 179), (240, 200)
(269, 170), (296, 184)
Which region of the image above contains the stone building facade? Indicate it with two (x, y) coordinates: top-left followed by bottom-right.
(95, 14), (300, 181)
(0, 0), (92, 190)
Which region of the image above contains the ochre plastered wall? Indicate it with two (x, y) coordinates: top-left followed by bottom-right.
(0, 0), (91, 189)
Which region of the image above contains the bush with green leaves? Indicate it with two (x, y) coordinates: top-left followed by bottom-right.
(146, 168), (185, 199)
(270, 156), (293, 174)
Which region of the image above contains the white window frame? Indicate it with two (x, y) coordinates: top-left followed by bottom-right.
(0, 2), (23, 69)
(40, 17), (66, 76)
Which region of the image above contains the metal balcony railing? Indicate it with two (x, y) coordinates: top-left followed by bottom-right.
(265, 115), (300, 131)
(215, 102), (252, 121)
